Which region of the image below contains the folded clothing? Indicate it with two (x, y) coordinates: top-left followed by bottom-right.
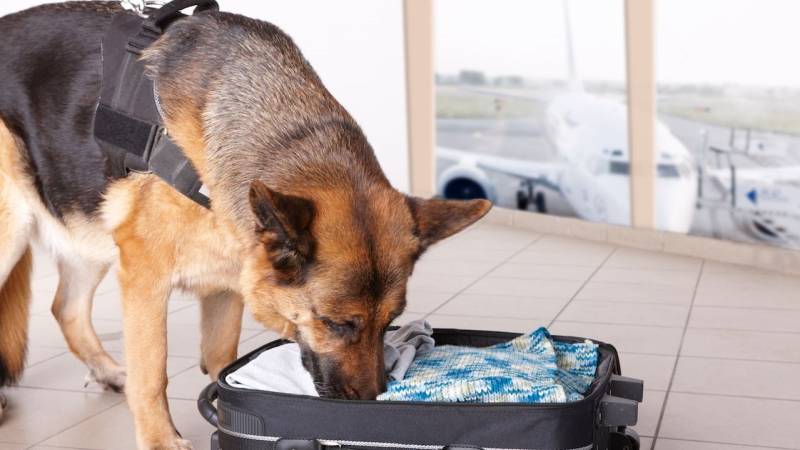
(226, 324), (598, 404)
(377, 327), (598, 403)
(227, 319), (434, 394)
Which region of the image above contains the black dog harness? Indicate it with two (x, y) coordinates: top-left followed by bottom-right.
(93, 0), (219, 208)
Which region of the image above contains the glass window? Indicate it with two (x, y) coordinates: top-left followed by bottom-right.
(435, 0), (630, 225)
(657, 0), (800, 249)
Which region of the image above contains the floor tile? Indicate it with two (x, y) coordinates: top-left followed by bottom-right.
(29, 289), (55, 315)
(156, 300), (261, 330)
(436, 227), (540, 251)
(167, 367), (214, 401)
(701, 271), (800, 290)
(703, 260), (774, 275)
(238, 330), (281, 356)
(42, 399), (214, 450)
(689, 306), (800, 333)
(605, 248), (702, 271)
(550, 322), (684, 355)
(637, 390), (666, 437)
(574, 281), (695, 305)
(241, 307), (268, 331)
(0, 387), (122, 446)
(490, 263), (597, 281)
(26, 346), (67, 367)
(421, 247), (516, 263)
(0, 444), (26, 450)
(655, 439), (776, 449)
(638, 437), (654, 450)
(435, 294), (566, 320)
(407, 273), (478, 293)
(14, 229), (800, 450)
(619, 353), (676, 392)
(27, 315), (122, 350)
(31, 246), (57, 278)
(30, 446), (93, 450)
(559, 301), (689, 327)
(91, 290), (194, 321)
(413, 259), (498, 277)
(591, 268), (699, 287)
(531, 235), (615, 253)
(672, 357), (800, 401)
(405, 290), (455, 313)
(682, 328), (800, 363)
(659, 392), (800, 449)
(104, 323), (262, 359)
(30, 275), (59, 298)
(694, 279), (800, 310)
(509, 248), (611, 267)
(19, 352), (196, 393)
(427, 314), (548, 333)
(465, 276), (584, 299)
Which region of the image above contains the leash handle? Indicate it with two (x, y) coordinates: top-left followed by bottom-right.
(198, 382), (220, 427)
(144, 0), (219, 32)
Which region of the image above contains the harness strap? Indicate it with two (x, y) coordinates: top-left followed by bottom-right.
(93, 0), (218, 209)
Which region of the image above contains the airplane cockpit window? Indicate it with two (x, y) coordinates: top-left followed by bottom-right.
(657, 164), (680, 178)
(609, 161), (630, 175)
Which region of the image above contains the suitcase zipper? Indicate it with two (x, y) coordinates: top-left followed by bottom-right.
(217, 426), (593, 450)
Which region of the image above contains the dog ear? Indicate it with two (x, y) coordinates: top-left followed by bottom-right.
(407, 197), (492, 250)
(249, 180), (316, 284)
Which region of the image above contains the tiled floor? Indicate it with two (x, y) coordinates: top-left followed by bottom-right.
(2, 221), (800, 449)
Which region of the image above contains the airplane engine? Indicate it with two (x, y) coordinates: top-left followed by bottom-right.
(437, 164), (497, 203)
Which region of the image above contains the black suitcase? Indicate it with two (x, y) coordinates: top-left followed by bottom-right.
(198, 329), (643, 450)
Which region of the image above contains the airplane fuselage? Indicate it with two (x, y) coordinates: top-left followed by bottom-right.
(544, 92), (698, 233)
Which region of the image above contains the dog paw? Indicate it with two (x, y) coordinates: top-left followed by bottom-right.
(84, 367), (127, 393)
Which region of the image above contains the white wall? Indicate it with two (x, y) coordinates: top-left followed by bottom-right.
(0, 0), (411, 191)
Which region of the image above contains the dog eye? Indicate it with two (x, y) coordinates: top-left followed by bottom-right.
(321, 317), (359, 337)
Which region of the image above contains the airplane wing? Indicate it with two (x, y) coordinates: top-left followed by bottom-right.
(706, 166), (800, 190)
(438, 147), (563, 191)
(736, 166), (800, 184)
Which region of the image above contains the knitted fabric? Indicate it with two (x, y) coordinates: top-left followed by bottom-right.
(377, 327), (598, 403)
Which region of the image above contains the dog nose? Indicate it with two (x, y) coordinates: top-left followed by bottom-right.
(342, 382), (381, 400)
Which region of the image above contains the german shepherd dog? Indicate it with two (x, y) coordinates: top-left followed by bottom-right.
(0, 2), (490, 448)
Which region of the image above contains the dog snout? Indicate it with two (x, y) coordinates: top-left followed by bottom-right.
(341, 379), (383, 400)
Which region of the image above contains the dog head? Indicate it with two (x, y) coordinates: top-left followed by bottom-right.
(241, 180), (490, 399)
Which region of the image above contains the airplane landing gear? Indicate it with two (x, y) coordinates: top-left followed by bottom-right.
(534, 191), (547, 213)
(516, 190), (529, 211)
(516, 181), (547, 213)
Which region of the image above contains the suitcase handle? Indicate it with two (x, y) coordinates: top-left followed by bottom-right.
(198, 382), (219, 427)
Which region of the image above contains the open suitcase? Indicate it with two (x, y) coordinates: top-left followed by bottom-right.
(198, 329), (644, 450)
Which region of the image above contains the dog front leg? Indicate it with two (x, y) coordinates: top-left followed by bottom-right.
(199, 290), (243, 379)
(119, 266), (189, 450)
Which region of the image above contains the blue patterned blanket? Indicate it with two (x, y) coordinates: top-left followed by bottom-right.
(377, 327), (598, 403)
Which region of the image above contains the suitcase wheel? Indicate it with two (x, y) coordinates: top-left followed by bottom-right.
(608, 427), (640, 450)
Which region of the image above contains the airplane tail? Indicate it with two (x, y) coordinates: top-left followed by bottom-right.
(563, 0), (583, 92)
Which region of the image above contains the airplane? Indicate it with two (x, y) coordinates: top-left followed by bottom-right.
(698, 136), (800, 248)
(435, 1), (698, 233)
(437, 93), (699, 233)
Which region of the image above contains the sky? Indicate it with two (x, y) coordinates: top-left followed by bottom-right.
(436, 0), (800, 87)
